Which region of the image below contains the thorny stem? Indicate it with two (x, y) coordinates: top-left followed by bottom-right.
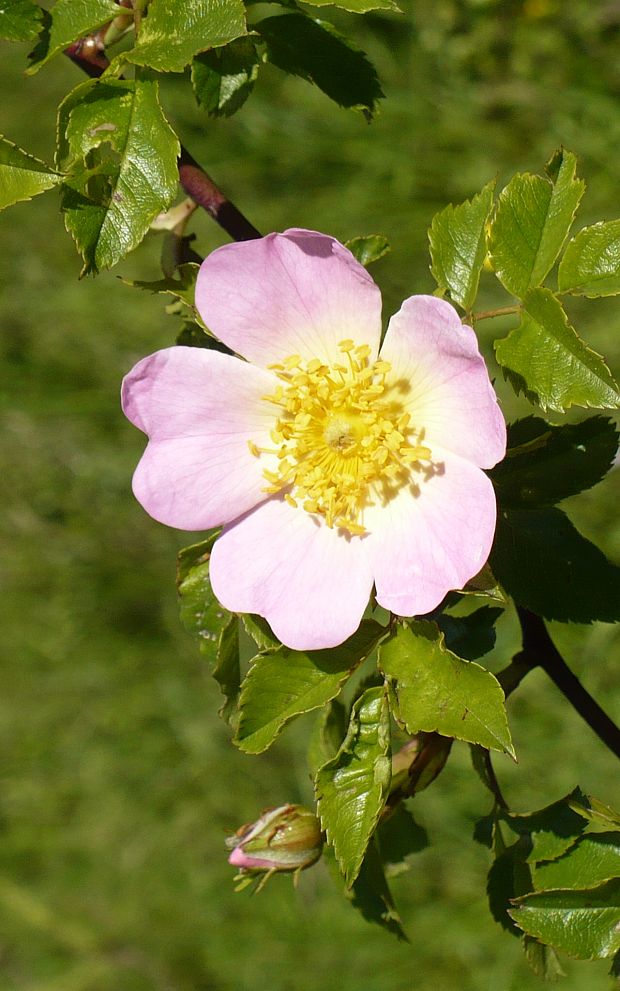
(63, 35), (261, 243)
(497, 607), (620, 760)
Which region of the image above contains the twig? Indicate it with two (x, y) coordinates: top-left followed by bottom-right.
(63, 38), (261, 242)
(472, 305), (520, 322)
(498, 607), (620, 760)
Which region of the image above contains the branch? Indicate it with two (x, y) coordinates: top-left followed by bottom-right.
(63, 40), (261, 243)
(498, 607), (620, 760)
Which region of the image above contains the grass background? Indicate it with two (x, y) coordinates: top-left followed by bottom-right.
(1, 1), (620, 987)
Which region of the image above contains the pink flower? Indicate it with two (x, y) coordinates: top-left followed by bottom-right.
(122, 229), (506, 650)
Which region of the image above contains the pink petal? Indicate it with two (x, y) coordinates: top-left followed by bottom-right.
(364, 449), (497, 616)
(380, 295), (506, 468)
(195, 229), (382, 368)
(122, 347), (279, 530)
(210, 498), (374, 650)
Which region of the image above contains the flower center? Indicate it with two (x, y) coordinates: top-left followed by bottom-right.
(250, 340), (432, 536)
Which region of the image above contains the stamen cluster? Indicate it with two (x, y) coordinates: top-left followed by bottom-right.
(250, 340), (431, 535)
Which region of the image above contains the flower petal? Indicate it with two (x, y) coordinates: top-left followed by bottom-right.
(195, 229), (382, 368)
(122, 347), (279, 530)
(210, 498), (374, 650)
(380, 295), (506, 468)
(364, 449), (497, 616)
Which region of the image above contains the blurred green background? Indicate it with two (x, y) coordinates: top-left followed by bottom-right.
(1, 1), (620, 987)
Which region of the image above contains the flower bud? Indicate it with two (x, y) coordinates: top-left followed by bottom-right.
(226, 804), (323, 874)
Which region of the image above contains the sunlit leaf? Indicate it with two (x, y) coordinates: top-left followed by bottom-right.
(489, 149), (584, 298)
(429, 180), (495, 310)
(235, 621), (385, 754)
(301, 0), (400, 11)
(0, 135), (60, 209)
(495, 288), (620, 412)
(534, 834), (620, 891)
(28, 0), (121, 73)
(378, 621), (514, 755)
(125, 0), (246, 72)
(558, 219), (620, 297)
(510, 878), (620, 960)
(316, 686), (391, 886)
(345, 234), (390, 267)
(0, 0), (42, 41)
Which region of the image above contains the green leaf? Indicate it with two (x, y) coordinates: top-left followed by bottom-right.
(487, 837), (534, 936)
(125, 0), (246, 72)
(256, 14), (383, 115)
(175, 321), (233, 353)
(436, 606), (503, 661)
(490, 506), (620, 623)
(121, 263), (200, 309)
(378, 621), (514, 755)
(241, 614), (279, 652)
(569, 794), (620, 833)
(558, 220), (620, 297)
(27, 0), (121, 73)
(301, 0), (400, 12)
(489, 149), (585, 299)
(192, 37), (259, 117)
(345, 234), (390, 267)
(495, 288), (620, 412)
(235, 620), (385, 754)
(507, 792), (588, 864)
(348, 839), (407, 940)
(307, 698), (347, 778)
(316, 686), (391, 886)
(491, 416), (619, 508)
(510, 877), (620, 960)
(429, 180), (495, 311)
(60, 78), (180, 274)
(534, 834), (620, 891)
(523, 937), (566, 981)
(0, 135), (60, 209)
(177, 537), (240, 723)
(0, 0), (42, 41)
(377, 805), (428, 877)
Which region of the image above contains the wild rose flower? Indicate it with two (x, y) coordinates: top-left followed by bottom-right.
(122, 229), (506, 650)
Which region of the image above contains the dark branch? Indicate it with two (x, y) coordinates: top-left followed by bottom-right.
(498, 608), (620, 760)
(63, 40), (261, 243)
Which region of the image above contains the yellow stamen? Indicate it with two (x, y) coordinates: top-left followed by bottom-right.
(256, 340), (432, 536)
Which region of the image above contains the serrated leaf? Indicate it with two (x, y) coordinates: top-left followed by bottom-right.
(307, 698), (346, 778)
(192, 37), (259, 117)
(121, 263), (200, 308)
(490, 506), (620, 623)
(377, 805), (428, 877)
(301, 0), (400, 11)
(510, 877), (620, 960)
(256, 14), (383, 115)
(125, 0), (246, 72)
(558, 220), (620, 297)
(316, 685), (391, 886)
(488, 837), (534, 936)
(495, 288), (620, 412)
(489, 150), (585, 298)
(506, 790), (588, 864)
(460, 563), (505, 602)
(348, 839), (407, 940)
(491, 416), (619, 508)
(569, 795), (620, 833)
(27, 0), (121, 73)
(177, 536), (240, 722)
(0, 135), (61, 209)
(378, 621), (514, 755)
(437, 606), (503, 661)
(429, 180), (495, 310)
(0, 0), (42, 41)
(60, 78), (180, 274)
(241, 614), (279, 652)
(345, 234), (390, 267)
(175, 321), (233, 353)
(534, 834), (620, 891)
(235, 620), (385, 754)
